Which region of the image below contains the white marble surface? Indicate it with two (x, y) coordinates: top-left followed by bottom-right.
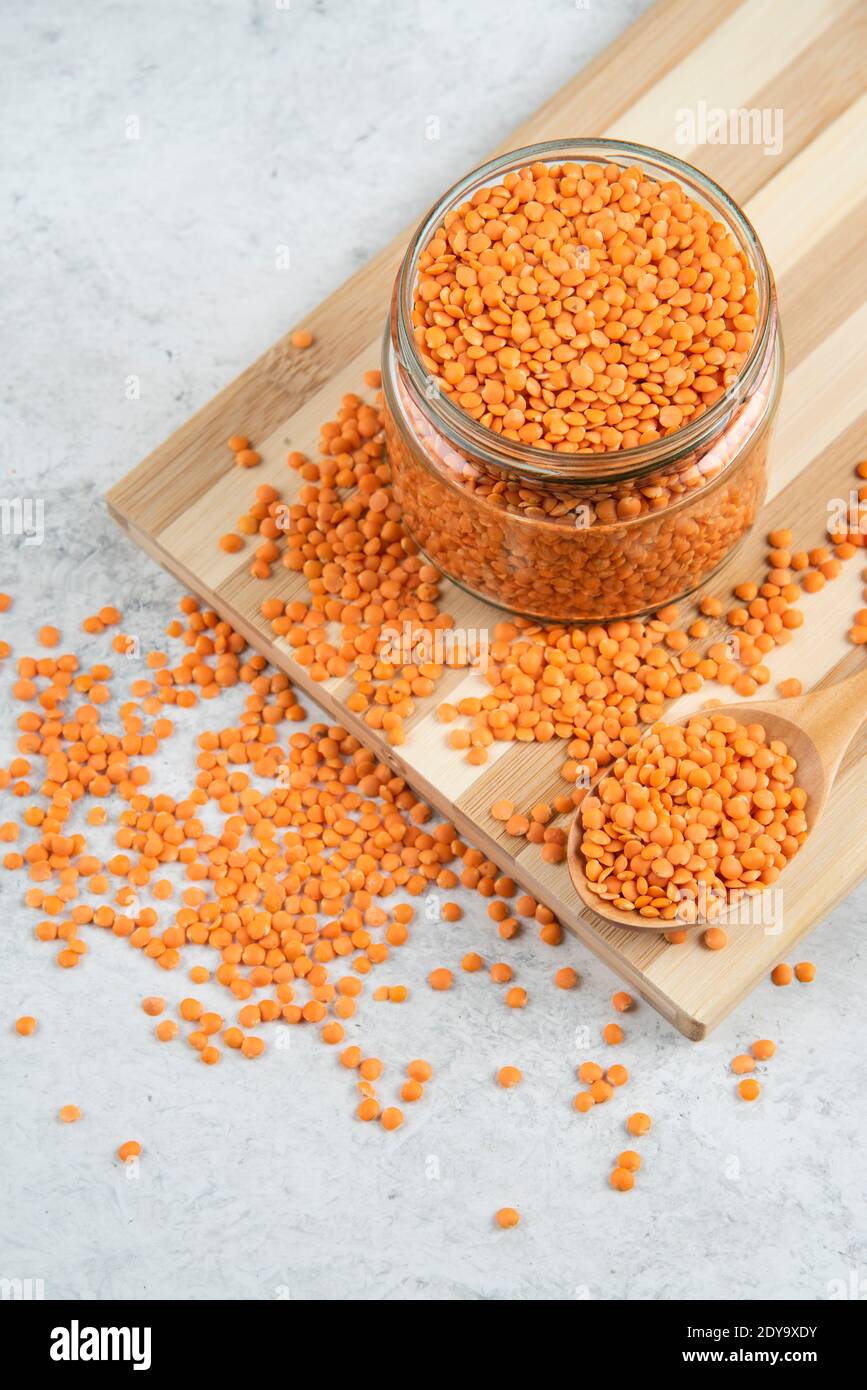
(1, 0), (865, 1303)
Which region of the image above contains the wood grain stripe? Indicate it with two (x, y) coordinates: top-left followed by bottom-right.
(497, 0), (746, 153)
(776, 197), (867, 370)
(603, 0), (854, 157)
(747, 92), (867, 270)
(769, 304), (867, 498)
(683, 0), (866, 203)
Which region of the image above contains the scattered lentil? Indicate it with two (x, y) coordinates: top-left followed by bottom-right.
(626, 1112), (652, 1136)
(495, 1207), (520, 1229)
(610, 1167), (635, 1192)
(407, 1059), (432, 1082)
(731, 1054), (755, 1075)
(497, 1065), (522, 1088)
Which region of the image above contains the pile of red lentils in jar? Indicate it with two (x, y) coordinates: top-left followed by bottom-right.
(411, 158), (758, 452)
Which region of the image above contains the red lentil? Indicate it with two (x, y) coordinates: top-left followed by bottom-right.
(626, 1112), (652, 1136)
(610, 1167), (635, 1192)
(731, 1054), (755, 1075)
(497, 1065), (522, 1088)
(407, 1059), (432, 1082)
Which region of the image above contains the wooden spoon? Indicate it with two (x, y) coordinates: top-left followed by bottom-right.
(567, 665), (867, 931)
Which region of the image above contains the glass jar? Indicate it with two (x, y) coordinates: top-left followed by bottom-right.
(382, 139), (783, 623)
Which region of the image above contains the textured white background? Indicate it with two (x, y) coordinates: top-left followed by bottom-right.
(1, 0), (865, 1302)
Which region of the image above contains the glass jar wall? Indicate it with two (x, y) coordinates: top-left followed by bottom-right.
(382, 139), (782, 623)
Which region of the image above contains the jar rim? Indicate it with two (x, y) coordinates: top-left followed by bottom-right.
(394, 137), (775, 483)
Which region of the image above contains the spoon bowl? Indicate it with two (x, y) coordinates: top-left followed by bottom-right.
(567, 666), (867, 931)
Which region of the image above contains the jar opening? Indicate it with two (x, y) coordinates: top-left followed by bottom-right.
(395, 138), (774, 484)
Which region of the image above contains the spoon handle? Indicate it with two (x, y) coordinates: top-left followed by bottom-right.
(792, 665), (867, 775)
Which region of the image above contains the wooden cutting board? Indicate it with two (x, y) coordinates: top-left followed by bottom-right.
(108, 0), (867, 1038)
